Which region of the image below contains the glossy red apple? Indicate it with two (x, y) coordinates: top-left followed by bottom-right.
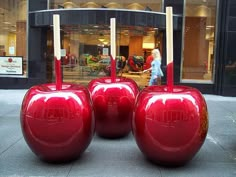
(132, 85), (208, 165)
(20, 83), (95, 162)
(88, 77), (139, 138)
(132, 7), (208, 166)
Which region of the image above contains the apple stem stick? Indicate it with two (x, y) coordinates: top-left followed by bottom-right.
(110, 55), (116, 81)
(166, 7), (174, 92)
(110, 18), (116, 82)
(53, 14), (62, 90)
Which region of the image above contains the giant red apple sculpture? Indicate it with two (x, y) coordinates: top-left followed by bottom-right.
(88, 18), (139, 138)
(132, 85), (208, 165)
(21, 83), (94, 162)
(132, 7), (208, 166)
(88, 76), (139, 138)
(20, 15), (95, 162)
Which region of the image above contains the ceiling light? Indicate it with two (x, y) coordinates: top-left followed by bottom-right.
(3, 21), (11, 25)
(98, 38), (105, 42)
(98, 33), (105, 42)
(206, 25), (214, 28)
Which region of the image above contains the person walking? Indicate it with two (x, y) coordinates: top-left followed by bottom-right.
(143, 49), (163, 86)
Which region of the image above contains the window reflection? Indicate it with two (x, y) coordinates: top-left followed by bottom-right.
(181, 0), (217, 83)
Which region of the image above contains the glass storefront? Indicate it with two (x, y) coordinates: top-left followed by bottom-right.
(0, 0), (27, 77)
(0, 0), (223, 94)
(46, 1), (164, 88)
(46, 0), (218, 87)
(46, 24), (162, 88)
(181, 0), (217, 83)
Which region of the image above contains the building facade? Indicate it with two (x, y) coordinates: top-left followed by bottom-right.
(0, 0), (235, 96)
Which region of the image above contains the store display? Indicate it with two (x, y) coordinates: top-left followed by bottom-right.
(78, 54), (126, 76)
(143, 55), (153, 70)
(61, 53), (77, 68)
(127, 55), (144, 72)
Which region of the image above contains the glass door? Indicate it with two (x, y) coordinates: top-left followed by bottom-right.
(181, 0), (217, 84)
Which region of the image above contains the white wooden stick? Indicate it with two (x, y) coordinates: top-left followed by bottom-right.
(110, 18), (116, 59)
(166, 7), (173, 65)
(53, 14), (61, 60)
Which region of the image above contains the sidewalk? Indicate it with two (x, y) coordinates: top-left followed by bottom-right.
(0, 90), (236, 177)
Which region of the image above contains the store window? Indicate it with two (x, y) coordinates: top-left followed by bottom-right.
(49, 0), (163, 12)
(45, 1), (164, 88)
(181, 0), (217, 83)
(46, 24), (162, 88)
(0, 0), (27, 77)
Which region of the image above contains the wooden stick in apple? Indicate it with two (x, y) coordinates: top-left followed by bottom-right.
(53, 14), (62, 90)
(166, 7), (174, 91)
(110, 18), (116, 82)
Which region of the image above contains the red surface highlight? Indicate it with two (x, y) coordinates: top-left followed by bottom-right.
(54, 58), (62, 90)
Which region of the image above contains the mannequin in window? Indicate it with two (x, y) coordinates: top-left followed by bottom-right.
(143, 48), (163, 85)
